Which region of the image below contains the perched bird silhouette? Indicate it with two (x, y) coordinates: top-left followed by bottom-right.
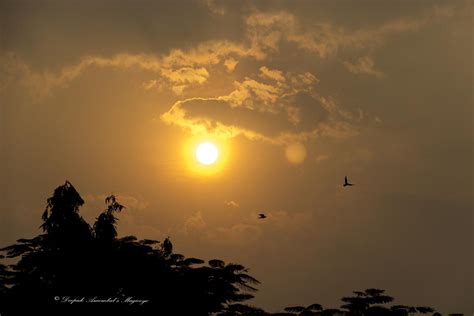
(258, 213), (267, 219)
(343, 176), (354, 187)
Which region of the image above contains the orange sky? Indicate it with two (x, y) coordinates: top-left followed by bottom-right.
(0, 0), (472, 314)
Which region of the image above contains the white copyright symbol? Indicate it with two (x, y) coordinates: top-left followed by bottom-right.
(54, 296), (60, 301)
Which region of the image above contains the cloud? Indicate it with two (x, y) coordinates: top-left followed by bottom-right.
(201, 0), (225, 16)
(0, 53), (152, 98)
(170, 85), (186, 95)
(187, 71), (318, 117)
(142, 79), (158, 90)
(161, 67), (209, 84)
(0, 40), (254, 99)
(1, 4), (456, 100)
(205, 210), (312, 245)
(245, 11), (296, 57)
(160, 70), (361, 146)
(245, 5), (456, 58)
(259, 66), (285, 82)
(224, 200), (240, 208)
(176, 209), (315, 246)
(223, 58), (239, 72)
(178, 211), (261, 246)
(142, 66), (211, 95)
(289, 72), (319, 86)
(315, 154), (330, 163)
(160, 99), (279, 144)
(182, 211), (207, 235)
(205, 223), (262, 246)
(2, 39), (364, 147)
(343, 56), (384, 78)
(223, 79), (282, 112)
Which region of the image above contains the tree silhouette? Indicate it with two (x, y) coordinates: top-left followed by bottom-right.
(0, 181), (260, 316)
(280, 289), (438, 316)
(341, 288), (394, 315)
(41, 180), (92, 242)
(284, 303), (323, 315)
(93, 194), (124, 242)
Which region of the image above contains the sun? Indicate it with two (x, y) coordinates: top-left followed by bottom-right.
(195, 142), (219, 165)
(184, 138), (229, 175)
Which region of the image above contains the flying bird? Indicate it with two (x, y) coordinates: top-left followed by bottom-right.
(258, 213), (267, 219)
(343, 176), (354, 187)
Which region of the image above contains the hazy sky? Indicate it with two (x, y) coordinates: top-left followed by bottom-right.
(1, 0), (472, 314)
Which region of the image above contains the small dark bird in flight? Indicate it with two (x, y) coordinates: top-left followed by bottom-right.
(258, 213), (267, 219)
(343, 176), (354, 187)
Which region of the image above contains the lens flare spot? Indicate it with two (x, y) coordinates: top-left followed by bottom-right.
(285, 143), (307, 164)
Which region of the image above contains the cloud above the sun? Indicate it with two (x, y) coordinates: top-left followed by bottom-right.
(0, 4), (458, 147)
(159, 69), (365, 146)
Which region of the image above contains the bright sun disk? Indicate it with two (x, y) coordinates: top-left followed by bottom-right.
(196, 142), (219, 165)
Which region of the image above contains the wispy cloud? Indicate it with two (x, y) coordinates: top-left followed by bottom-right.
(160, 70), (361, 146)
(142, 79), (159, 90)
(178, 209), (313, 246)
(206, 223), (262, 246)
(246, 5), (455, 58)
(343, 56), (384, 78)
(259, 66), (286, 82)
(1, 4), (456, 99)
(182, 211), (207, 235)
(0, 40), (254, 98)
(223, 58), (239, 72)
(201, 0), (226, 16)
(224, 200), (240, 208)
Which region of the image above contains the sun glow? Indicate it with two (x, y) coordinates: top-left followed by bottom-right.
(196, 142), (219, 165)
(183, 137), (230, 176)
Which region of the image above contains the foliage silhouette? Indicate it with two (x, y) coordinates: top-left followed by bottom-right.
(0, 181), (260, 316)
(279, 289), (440, 316)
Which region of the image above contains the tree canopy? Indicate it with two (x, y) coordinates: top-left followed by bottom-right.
(0, 181), (260, 316)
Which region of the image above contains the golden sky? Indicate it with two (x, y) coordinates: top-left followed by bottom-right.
(0, 0), (472, 313)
